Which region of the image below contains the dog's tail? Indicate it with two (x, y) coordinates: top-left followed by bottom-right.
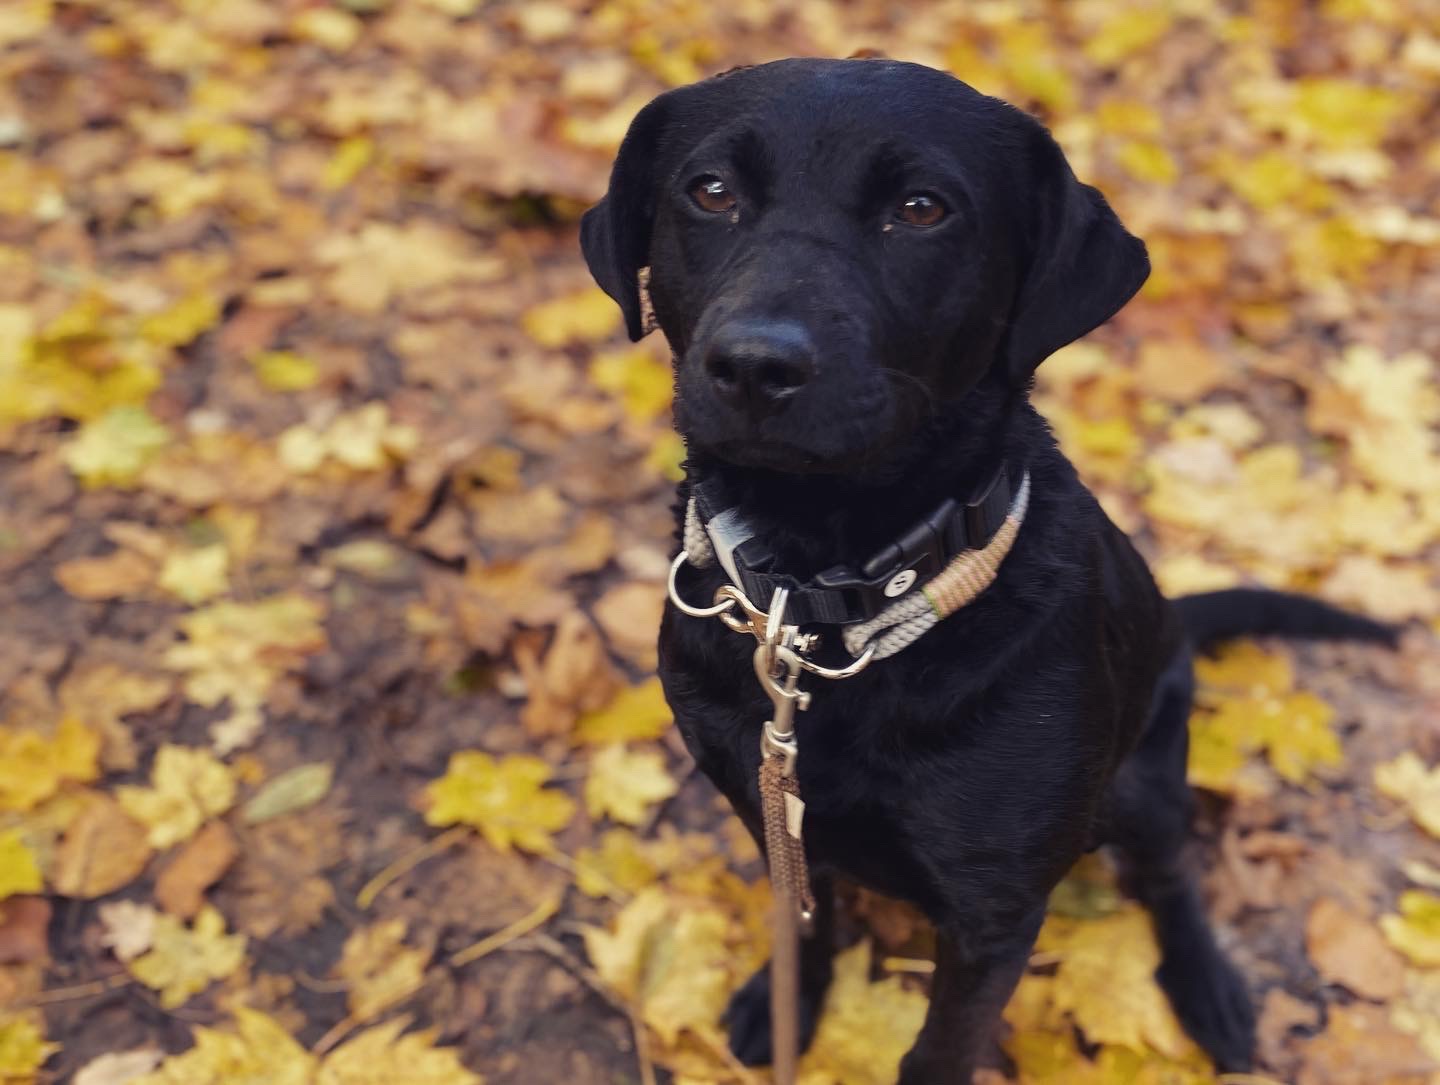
(1175, 589), (1399, 651)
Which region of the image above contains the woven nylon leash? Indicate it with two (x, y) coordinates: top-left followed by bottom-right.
(666, 473), (1030, 1084)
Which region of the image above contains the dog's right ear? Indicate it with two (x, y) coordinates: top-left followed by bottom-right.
(580, 96), (671, 341)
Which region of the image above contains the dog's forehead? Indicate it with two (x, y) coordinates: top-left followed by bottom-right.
(672, 59), (1009, 176)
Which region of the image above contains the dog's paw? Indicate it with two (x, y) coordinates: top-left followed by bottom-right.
(1156, 942), (1256, 1073)
(724, 962), (825, 1066)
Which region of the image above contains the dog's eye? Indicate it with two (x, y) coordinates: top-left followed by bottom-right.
(690, 176), (737, 214)
(895, 193), (946, 227)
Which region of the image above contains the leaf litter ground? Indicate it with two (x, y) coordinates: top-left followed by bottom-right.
(0, 2), (1438, 1083)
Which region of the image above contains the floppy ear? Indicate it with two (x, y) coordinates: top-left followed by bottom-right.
(580, 96), (671, 341)
(1001, 134), (1149, 383)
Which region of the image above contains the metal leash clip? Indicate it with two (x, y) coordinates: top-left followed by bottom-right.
(754, 591), (810, 778)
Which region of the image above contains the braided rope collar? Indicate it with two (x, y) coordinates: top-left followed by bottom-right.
(682, 470), (1031, 662)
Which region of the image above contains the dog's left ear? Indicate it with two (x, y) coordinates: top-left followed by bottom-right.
(580, 96), (671, 341)
(1001, 130), (1149, 383)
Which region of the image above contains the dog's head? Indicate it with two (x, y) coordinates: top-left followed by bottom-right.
(582, 58), (1148, 476)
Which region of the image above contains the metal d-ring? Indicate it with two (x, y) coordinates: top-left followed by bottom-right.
(666, 551), (736, 619)
(795, 641), (876, 680)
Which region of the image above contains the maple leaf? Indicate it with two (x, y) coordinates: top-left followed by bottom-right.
(590, 345), (673, 423)
(573, 828), (662, 898)
(0, 829), (42, 902)
(1376, 753), (1440, 839)
(0, 717), (101, 813)
(127, 1007), (316, 1085)
(277, 404), (418, 475)
(584, 744), (677, 826)
(315, 1016), (482, 1085)
(1381, 891), (1440, 968)
(523, 288), (624, 348)
(1031, 904), (1195, 1059)
(583, 886), (733, 1047)
(157, 544), (230, 604)
(422, 751), (575, 855)
(0, 1015), (56, 1085)
(334, 919), (429, 1022)
(61, 406), (172, 489)
(116, 744), (238, 849)
(797, 940), (928, 1085)
(573, 677), (672, 744)
(127, 904), (247, 1010)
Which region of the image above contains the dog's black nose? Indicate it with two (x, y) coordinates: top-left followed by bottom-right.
(704, 320), (816, 420)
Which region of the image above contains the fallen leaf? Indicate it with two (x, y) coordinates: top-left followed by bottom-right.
(522, 288), (622, 347)
(241, 762), (334, 824)
(573, 677), (672, 745)
(334, 919), (429, 1022)
(422, 752), (574, 855)
(73, 1049), (164, 1085)
(315, 1016), (482, 1085)
(157, 544), (230, 604)
(0, 897), (51, 965)
(1306, 897), (1405, 999)
(51, 791), (153, 898)
(155, 821), (239, 919)
(584, 744), (677, 826)
(98, 901), (158, 963)
(0, 717), (101, 813)
(54, 549), (156, 600)
(1381, 891), (1440, 968)
(0, 1015), (56, 1084)
(127, 904), (247, 1009)
(116, 744), (238, 850)
(61, 406), (172, 488)
(127, 1007), (316, 1085)
(1376, 753), (1440, 839)
(0, 831), (41, 903)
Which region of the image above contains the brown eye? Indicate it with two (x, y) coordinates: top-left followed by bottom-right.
(690, 176), (737, 213)
(896, 193), (946, 227)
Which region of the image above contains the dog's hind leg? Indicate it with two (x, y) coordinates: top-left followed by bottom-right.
(725, 870), (836, 1065)
(1108, 651), (1256, 1072)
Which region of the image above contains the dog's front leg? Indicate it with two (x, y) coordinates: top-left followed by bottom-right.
(725, 870), (836, 1066)
(897, 908), (1044, 1084)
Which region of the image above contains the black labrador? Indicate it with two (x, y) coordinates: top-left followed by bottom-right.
(581, 58), (1394, 1082)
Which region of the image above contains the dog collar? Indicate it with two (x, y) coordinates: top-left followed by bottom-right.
(684, 464), (1016, 627)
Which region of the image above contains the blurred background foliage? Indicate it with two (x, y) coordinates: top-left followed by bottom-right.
(0, 1), (1437, 1083)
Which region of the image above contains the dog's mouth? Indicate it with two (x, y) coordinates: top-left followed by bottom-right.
(703, 438), (828, 474)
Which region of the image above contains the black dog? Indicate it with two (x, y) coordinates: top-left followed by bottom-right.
(581, 58), (1394, 1082)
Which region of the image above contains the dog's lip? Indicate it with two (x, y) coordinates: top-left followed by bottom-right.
(704, 438), (827, 472)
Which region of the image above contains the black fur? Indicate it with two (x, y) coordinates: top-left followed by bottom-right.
(582, 58), (1396, 1082)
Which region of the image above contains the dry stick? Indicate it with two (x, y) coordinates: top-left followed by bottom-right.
(450, 893), (562, 968)
(355, 825), (469, 909)
(26, 972), (133, 1006)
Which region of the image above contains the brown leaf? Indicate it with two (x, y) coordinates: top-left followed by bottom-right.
(53, 549), (155, 600)
(155, 821), (239, 919)
(0, 897), (51, 966)
(1257, 987), (1321, 1070)
(1306, 897), (1405, 1000)
(51, 792), (153, 899)
(591, 580), (665, 669)
(519, 612), (618, 738)
(1297, 1003), (1435, 1085)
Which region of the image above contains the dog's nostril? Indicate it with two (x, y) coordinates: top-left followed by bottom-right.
(758, 361), (806, 394)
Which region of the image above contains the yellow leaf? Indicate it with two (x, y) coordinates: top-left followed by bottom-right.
(798, 940), (928, 1085)
(0, 716), (101, 812)
(1195, 641), (1294, 699)
(1381, 891), (1440, 968)
(292, 7), (361, 52)
(0, 828), (42, 901)
(278, 404), (417, 475)
(128, 1008), (316, 1085)
(0, 1015), (56, 1085)
(157, 544), (230, 605)
(585, 744), (677, 826)
(322, 136), (374, 191)
(316, 1016), (482, 1085)
(522, 288), (623, 348)
(574, 678), (672, 744)
(422, 752), (575, 855)
(1376, 753), (1440, 839)
(591, 346), (672, 422)
(163, 594), (327, 753)
(1083, 7), (1171, 66)
(1115, 140), (1179, 185)
(1032, 905), (1194, 1059)
(116, 744), (238, 849)
(573, 828), (662, 898)
(62, 406), (172, 488)
(250, 350), (320, 392)
(583, 886), (732, 1046)
(138, 291), (221, 348)
(335, 919), (429, 1022)
(127, 905), (246, 1009)
(1292, 77), (1407, 150)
